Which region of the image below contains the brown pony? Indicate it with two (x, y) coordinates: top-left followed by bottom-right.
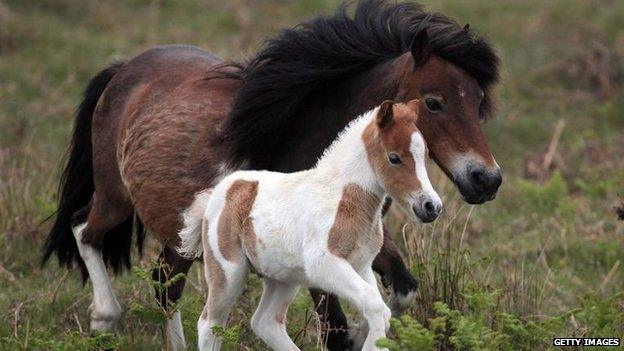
(43, 1), (501, 350)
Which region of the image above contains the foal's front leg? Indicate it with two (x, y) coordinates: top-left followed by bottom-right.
(349, 267), (392, 351)
(307, 257), (389, 351)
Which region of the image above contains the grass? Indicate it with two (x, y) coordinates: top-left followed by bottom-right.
(1, 0), (623, 350)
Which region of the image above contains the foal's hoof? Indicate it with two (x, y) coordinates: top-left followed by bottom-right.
(324, 330), (353, 351)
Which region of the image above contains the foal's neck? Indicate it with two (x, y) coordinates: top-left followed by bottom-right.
(315, 111), (384, 199)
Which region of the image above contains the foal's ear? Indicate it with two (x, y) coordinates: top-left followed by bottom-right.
(377, 100), (394, 129)
(406, 99), (420, 116)
(410, 28), (431, 67)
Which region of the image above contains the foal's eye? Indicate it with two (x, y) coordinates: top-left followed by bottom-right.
(388, 153), (402, 165)
(425, 97), (444, 113)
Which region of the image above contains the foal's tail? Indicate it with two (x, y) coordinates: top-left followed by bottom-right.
(43, 61), (126, 274)
(177, 190), (213, 259)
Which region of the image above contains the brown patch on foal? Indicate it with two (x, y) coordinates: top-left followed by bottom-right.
(362, 101), (422, 206)
(328, 183), (383, 259)
(217, 180), (259, 263)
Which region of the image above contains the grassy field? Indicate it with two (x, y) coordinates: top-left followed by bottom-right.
(1, 0), (623, 350)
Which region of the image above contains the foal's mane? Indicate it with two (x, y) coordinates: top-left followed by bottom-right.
(221, 0), (499, 167)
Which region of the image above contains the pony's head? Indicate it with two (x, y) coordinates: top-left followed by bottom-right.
(363, 100), (442, 223)
(395, 28), (502, 204)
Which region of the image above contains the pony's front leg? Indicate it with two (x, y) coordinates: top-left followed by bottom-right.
(373, 226), (417, 316)
(306, 256), (389, 351)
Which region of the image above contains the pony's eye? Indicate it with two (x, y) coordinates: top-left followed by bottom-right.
(425, 97), (443, 113)
(388, 153), (402, 165)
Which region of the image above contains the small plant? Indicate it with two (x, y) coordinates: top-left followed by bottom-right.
(376, 315), (436, 351)
(516, 171), (575, 216)
(212, 323), (244, 348)
(569, 292), (624, 338)
(7, 331), (120, 351)
(382, 197), (569, 350)
(131, 258), (186, 349)
(378, 300), (565, 351)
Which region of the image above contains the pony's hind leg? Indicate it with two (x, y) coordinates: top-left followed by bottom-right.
(251, 278), (301, 351)
(152, 246), (194, 351)
(72, 195), (133, 332)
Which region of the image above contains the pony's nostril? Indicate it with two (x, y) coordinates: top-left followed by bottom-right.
(469, 166), (502, 195)
(470, 168), (486, 187)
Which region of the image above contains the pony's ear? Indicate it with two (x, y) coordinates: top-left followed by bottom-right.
(377, 100), (394, 129)
(410, 28), (431, 67)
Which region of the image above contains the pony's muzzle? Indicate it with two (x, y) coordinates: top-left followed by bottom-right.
(466, 164), (502, 202)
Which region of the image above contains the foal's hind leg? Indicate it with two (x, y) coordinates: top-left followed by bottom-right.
(197, 245), (248, 350)
(72, 194), (133, 332)
(152, 247), (194, 351)
(251, 278), (300, 350)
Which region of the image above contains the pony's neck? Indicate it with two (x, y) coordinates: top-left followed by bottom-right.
(265, 55), (406, 173)
(314, 109), (384, 197)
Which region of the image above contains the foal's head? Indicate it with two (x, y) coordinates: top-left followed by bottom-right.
(364, 101), (442, 223)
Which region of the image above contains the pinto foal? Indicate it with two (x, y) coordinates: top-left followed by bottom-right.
(178, 101), (442, 351)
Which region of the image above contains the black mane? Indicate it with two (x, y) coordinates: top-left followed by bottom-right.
(223, 0), (499, 167)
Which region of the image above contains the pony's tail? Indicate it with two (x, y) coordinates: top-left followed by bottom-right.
(177, 190), (213, 259)
(42, 61), (126, 278)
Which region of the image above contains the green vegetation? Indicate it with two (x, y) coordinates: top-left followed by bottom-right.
(1, 0), (623, 350)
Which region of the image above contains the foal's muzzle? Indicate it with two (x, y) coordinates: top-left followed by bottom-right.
(412, 195), (442, 223)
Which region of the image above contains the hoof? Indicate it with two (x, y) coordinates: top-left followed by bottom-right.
(383, 267), (417, 317)
(89, 302), (122, 332)
(348, 320), (368, 351)
(387, 290), (416, 317)
(90, 318), (117, 333)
